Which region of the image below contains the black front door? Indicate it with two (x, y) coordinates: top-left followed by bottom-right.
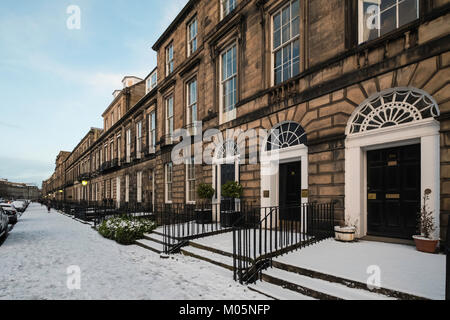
(279, 161), (302, 220)
(367, 144), (421, 239)
(221, 164), (236, 211)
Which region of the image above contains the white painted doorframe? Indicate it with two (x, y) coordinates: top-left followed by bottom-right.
(345, 118), (441, 239)
(260, 144), (309, 211)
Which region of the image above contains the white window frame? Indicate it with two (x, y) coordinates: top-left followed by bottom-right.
(116, 177), (121, 208)
(146, 71), (158, 93)
(186, 157), (196, 204)
(166, 96), (174, 144)
(149, 110), (156, 153)
(221, 0), (237, 20)
(271, 0), (300, 86)
(166, 43), (174, 76)
(187, 78), (198, 136)
(110, 178), (114, 200)
(358, 0), (420, 44)
(165, 162), (173, 204)
(137, 171), (143, 203)
(187, 18), (198, 57)
(219, 43), (238, 125)
(125, 175), (129, 203)
(126, 129), (131, 163)
(110, 140), (115, 161)
(136, 121), (142, 159)
(117, 134), (121, 165)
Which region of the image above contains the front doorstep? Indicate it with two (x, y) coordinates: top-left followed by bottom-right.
(362, 235), (415, 246)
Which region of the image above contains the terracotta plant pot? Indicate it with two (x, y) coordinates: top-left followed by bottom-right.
(334, 226), (356, 242)
(412, 236), (439, 254)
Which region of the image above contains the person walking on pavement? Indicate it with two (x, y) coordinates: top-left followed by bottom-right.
(46, 201), (51, 213)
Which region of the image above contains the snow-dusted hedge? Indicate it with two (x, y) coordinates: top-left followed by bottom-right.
(98, 217), (157, 245)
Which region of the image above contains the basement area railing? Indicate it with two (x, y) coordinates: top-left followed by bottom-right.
(160, 201), (259, 254)
(233, 202), (336, 284)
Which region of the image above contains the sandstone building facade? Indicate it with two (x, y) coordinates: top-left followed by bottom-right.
(43, 0), (450, 242)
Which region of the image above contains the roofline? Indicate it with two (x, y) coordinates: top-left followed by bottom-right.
(152, 0), (197, 51)
(101, 79), (146, 117)
(144, 67), (158, 81)
(121, 75), (143, 83)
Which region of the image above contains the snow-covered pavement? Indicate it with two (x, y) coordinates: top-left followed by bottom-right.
(0, 204), (267, 300)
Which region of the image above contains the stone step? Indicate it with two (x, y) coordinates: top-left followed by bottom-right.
(262, 267), (395, 300)
(248, 281), (315, 301)
(143, 232), (166, 245)
(135, 238), (164, 254)
(181, 246), (235, 271)
(189, 240), (234, 258)
(271, 260), (426, 300)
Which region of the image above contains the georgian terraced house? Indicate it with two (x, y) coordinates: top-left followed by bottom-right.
(43, 0), (450, 244)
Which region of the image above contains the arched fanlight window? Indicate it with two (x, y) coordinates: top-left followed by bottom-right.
(216, 140), (240, 159)
(266, 121), (307, 151)
(347, 87), (439, 135)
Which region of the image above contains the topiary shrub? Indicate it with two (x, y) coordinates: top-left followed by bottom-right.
(222, 181), (243, 199)
(197, 183), (215, 202)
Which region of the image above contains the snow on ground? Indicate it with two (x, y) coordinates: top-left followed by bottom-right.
(274, 239), (446, 300)
(0, 204), (267, 300)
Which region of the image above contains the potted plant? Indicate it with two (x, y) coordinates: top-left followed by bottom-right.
(335, 217), (358, 242)
(195, 183), (215, 224)
(220, 181), (243, 228)
(413, 189), (439, 254)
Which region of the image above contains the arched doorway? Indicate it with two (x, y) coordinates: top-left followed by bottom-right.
(345, 87), (440, 239)
(212, 140), (241, 208)
(260, 121), (309, 212)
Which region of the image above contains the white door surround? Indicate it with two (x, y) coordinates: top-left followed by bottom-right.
(260, 144), (309, 210)
(260, 121), (309, 210)
(345, 87), (441, 239)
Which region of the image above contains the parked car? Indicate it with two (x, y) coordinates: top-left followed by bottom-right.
(12, 200), (27, 214)
(0, 207), (9, 240)
(0, 203), (18, 225)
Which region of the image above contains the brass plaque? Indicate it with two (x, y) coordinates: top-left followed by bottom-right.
(301, 189), (309, 198)
(388, 161), (398, 167)
(368, 193), (377, 200)
(386, 194), (400, 199)
(263, 190), (270, 198)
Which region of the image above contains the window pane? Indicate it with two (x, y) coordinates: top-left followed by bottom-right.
(273, 13), (281, 31)
(380, 0), (396, 11)
(380, 6), (396, 36)
(292, 0), (300, 18)
(292, 16), (300, 37)
(282, 22), (290, 44)
(192, 104), (197, 123)
(232, 46), (237, 74)
(399, 0), (418, 26)
(273, 29), (281, 49)
(292, 40), (300, 77)
(275, 66), (282, 85)
(275, 50), (282, 69)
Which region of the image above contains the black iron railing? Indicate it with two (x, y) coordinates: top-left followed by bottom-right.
(48, 200), (155, 226)
(233, 202), (336, 284)
(160, 202), (258, 254)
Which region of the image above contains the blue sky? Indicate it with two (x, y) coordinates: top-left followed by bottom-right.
(0, 0), (188, 187)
